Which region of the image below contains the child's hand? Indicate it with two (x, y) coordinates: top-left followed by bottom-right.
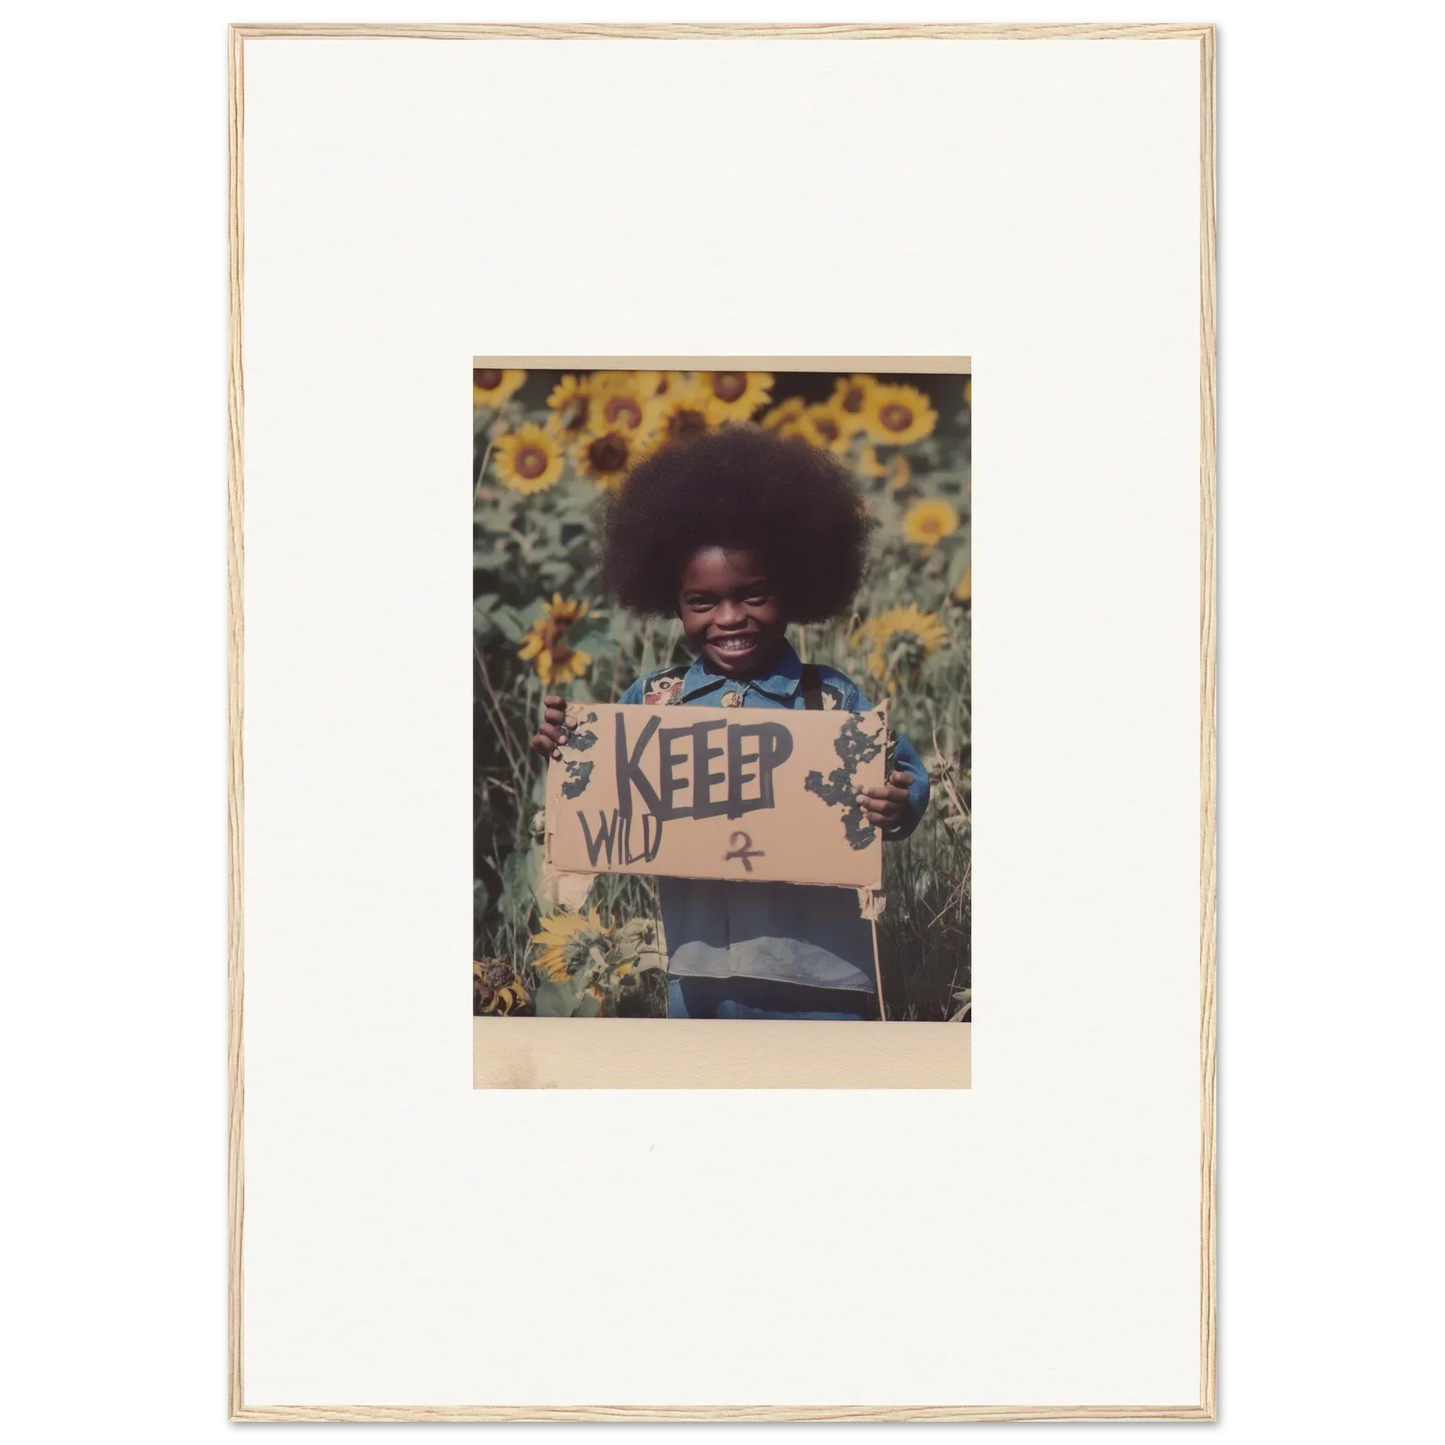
(857, 771), (913, 831)
(530, 694), (567, 760)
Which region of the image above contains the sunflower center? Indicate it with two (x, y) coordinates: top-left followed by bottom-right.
(842, 385), (865, 412)
(474, 368), (503, 390)
(668, 407), (708, 439)
(603, 395), (642, 429)
(880, 402), (913, 432)
(590, 434), (631, 472)
(515, 444), (548, 479)
(711, 372), (747, 402)
(815, 415), (839, 442)
(538, 617), (573, 652)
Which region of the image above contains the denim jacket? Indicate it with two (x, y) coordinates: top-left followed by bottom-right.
(618, 643), (929, 993)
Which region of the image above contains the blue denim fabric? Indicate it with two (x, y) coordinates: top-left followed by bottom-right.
(667, 974), (881, 1021)
(617, 643), (930, 996)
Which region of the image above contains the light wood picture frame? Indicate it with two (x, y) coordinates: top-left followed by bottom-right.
(229, 21), (1216, 1421)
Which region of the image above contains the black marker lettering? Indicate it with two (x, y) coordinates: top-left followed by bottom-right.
(691, 719), (730, 820)
(615, 712), (663, 821)
(657, 726), (692, 821)
(752, 722), (793, 810)
(577, 810), (620, 866)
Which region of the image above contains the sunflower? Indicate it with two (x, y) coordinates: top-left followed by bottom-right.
(887, 452), (913, 491)
(862, 382), (937, 445)
(625, 370), (666, 398)
(829, 373), (879, 425)
(952, 565), (972, 604)
(492, 423), (565, 494)
(651, 370), (693, 397)
(761, 395), (806, 431)
(545, 375), (593, 437)
(474, 957), (530, 1015)
(473, 367), (527, 409)
(696, 370), (773, 423)
(530, 908), (614, 983)
(589, 376), (655, 437)
(575, 422), (652, 491)
(518, 594), (592, 685)
(609, 369), (687, 398)
(902, 498), (960, 552)
(852, 604), (950, 689)
(646, 381), (715, 448)
(791, 402), (853, 455)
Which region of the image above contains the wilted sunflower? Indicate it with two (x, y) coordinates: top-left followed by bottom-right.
(829, 373), (879, 424)
(696, 371), (773, 423)
(761, 395), (807, 432)
(531, 908), (614, 982)
(518, 594), (592, 685)
(887, 452), (913, 491)
(853, 603), (950, 689)
(575, 423), (651, 491)
(493, 423), (565, 494)
(792, 402), (853, 455)
(474, 957), (530, 1016)
(902, 498), (960, 552)
(473, 367), (527, 409)
(862, 382), (937, 445)
(546, 375), (593, 437)
(647, 382), (715, 447)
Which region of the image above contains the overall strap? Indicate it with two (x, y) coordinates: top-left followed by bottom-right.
(799, 663), (824, 710)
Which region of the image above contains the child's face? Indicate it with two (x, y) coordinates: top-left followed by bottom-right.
(677, 547), (786, 678)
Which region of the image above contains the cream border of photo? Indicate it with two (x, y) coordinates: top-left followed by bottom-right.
(229, 22), (1215, 1423)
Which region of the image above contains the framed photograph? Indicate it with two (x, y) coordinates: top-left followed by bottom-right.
(470, 360), (973, 1089)
(231, 22), (1216, 1421)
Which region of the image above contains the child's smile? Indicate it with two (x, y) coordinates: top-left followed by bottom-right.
(678, 546), (786, 678)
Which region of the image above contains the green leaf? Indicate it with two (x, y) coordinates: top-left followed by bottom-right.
(946, 545), (971, 588)
(534, 980), (583, 1017)
(491, 607), (528, 643)
(574, 992), (602, 1018)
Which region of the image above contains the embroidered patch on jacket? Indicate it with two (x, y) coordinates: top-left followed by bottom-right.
(642, 675), (685, 706)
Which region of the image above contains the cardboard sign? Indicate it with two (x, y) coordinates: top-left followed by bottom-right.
(545, 701), (888, 890)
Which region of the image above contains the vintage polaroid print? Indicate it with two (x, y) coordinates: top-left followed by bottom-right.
(472, 365), (971, 1056)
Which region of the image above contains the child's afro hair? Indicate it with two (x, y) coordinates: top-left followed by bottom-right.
(600, 425), (872, 623)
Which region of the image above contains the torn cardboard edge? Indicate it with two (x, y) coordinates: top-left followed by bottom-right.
(538, 866), (888, 921)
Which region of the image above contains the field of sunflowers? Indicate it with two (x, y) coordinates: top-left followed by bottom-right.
(473, 367), (971, 1022)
